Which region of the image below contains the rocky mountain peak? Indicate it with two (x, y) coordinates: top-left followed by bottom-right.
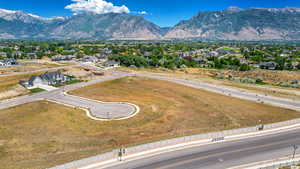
(1, 7), (300, 41)
(226, 6), (242, 12)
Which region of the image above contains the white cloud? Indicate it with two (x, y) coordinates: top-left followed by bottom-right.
(138, 11), (148, 15)
(65, 0), (130, 15)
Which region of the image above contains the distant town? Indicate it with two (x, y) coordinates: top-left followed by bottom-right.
(0, 41), (299, 72)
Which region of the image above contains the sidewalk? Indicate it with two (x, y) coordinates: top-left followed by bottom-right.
(50, 118), (300, 169)
(230, 155), (300, 169)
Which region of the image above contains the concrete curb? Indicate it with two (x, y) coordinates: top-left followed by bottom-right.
(86, 123), (300, 169)
(63, 92), (140, 121)
(49, 119), (300, 169)
(44, 99), (92, 119)
(229, 155), (300, 169)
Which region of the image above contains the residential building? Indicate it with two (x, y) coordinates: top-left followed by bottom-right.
(104, 60), (120, 68)
(83, 56), (98, 63)
(0, 52), (7, 58)
(27, 53), (37, 58)
(193, 57), (208, 64)
(259, 61), (278, 70)
(52, 55), (76, 61)
(0, 58), (18, 66)
(20, 71), (74, 88)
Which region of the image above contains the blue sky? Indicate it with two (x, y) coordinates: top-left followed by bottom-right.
(0, 0), (300, 27)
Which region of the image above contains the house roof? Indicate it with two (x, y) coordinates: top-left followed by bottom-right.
(105, 60), (120, 65)
(28, 75), (39, 86)
(260, 61), (278, 66)
(40, 72), (62, 82)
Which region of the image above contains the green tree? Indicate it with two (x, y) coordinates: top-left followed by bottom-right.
(239, 64), (251, 71)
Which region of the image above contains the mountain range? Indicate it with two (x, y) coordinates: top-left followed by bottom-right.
(0, 7), (300, 41)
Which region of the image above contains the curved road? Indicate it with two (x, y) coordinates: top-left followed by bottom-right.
(0, 73), (138, 120)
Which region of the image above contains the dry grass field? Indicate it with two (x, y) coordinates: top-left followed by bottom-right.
(0, 73), (42, 100)
(117, 67), (300, 101)
(1, 77), (300, 169)
(117, 67), (300, 86)
(0, 60), (71, 75)
(62, 67), (106, 81)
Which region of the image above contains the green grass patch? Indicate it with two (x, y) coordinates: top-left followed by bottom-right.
(29, 88), (46, 94)
(65, 79), (82, 85)
(51, 80), (82, 87)
(255, 81), (268, 85)
(221, 47), (233, 51)
(52, 84), (62, 87)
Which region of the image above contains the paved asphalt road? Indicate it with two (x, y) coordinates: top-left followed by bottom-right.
(103, 129), (300, 169)
(0, 72), (137, 120)
(48, 90), (136, 119)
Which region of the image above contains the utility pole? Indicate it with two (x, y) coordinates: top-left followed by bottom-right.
(107, 112), (110, 119)
(257, 120), (263, 131)
(293, 145), (298, 159)
(118, 146), (126, 161)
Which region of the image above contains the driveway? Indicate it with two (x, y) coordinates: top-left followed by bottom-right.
(35, 84), (58, 91)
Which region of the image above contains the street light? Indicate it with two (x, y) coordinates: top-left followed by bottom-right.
(293, 145), (298, 159)
(257, 120), (264, 131)
(118, 146), (126, 161)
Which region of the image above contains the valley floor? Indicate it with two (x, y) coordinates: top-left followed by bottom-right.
(1, 76), (300, 169)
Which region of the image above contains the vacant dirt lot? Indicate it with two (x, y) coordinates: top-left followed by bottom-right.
(2, 77), (300, 169)
(118, 67), (300, 101)
(0, 60), (71, 75)
(118, 67), (300, 85)
(62, 67), (105, 81)
(71, 76), (300, 131)
(0, 73), (42, 100)
(0, 101), (88, 169)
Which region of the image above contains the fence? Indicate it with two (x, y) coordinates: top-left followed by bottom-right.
(258, 158), (300, 169)
(49, 117), (300, 169)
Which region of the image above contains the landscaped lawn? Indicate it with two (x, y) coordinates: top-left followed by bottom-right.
(29, 88), (46, 94)
(1, 76), (300, 169)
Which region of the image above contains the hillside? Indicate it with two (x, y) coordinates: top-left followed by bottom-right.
(165, 7), (300, 40)
(1, 7), (300, 40)
(0, 9), (162, 40)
